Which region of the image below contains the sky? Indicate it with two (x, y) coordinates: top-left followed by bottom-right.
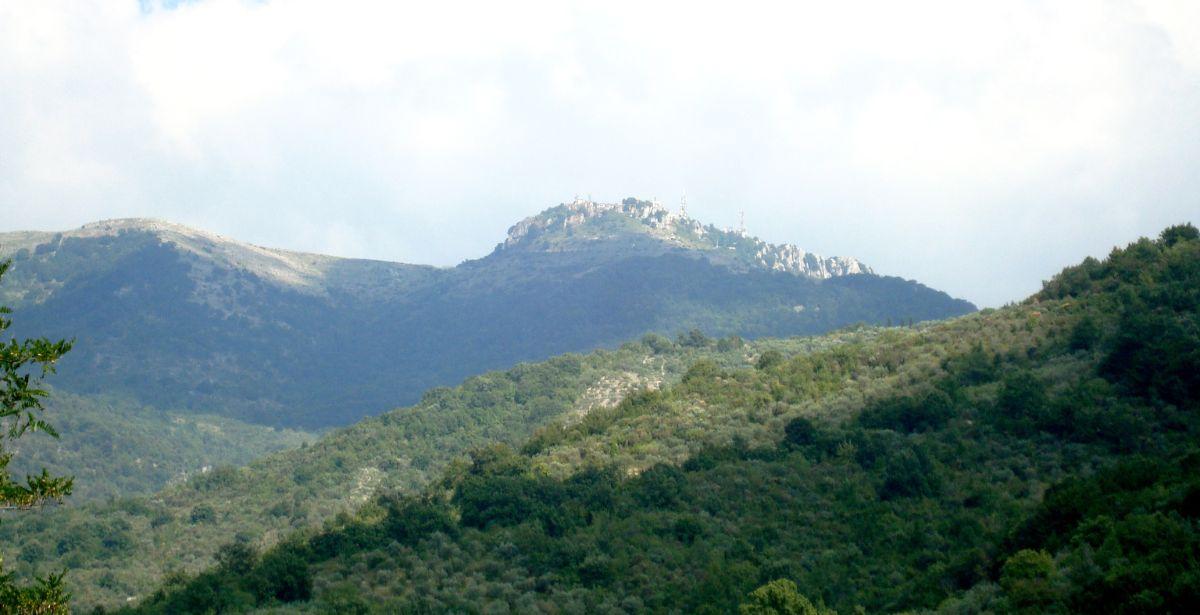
(1, 1), (1197, 307)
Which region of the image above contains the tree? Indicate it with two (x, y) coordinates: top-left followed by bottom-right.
(678, 329), (711, 348)
(756, 350), (785, 370)
(1068, 315), (1101, 352)
(738, 579), (834, 615)
(783, 417), (818, 447)
(214, 541), (259, 576)
(249, 543), (312, 603)
(991, 371), (1049, 434)
(1000, 549), (1062, 610)
(0, 260), (74, 614)
(1159, 223), (1199, 247)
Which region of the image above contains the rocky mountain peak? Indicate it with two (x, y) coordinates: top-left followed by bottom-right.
(498, 197), (872, 279)
(501, 198), (684, 248)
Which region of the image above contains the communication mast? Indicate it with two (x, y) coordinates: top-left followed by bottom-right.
(738, 210), (745, 235)
(679, 195), (688, 219)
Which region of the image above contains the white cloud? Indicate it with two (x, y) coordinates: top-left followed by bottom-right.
(1137, 0), (1200, 71)
(1, 0), (1197, 307)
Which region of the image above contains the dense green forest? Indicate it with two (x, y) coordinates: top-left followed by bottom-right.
(119, 224), (1199, 613)
(6, 391), (314, 502)
(0, 332), (840, 611)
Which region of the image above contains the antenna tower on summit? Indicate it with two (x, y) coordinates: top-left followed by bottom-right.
(679, 195), (688, 219)
(739, 210), (745, 235)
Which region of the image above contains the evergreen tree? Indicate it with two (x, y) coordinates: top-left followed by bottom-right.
(0, 261), (74, 614)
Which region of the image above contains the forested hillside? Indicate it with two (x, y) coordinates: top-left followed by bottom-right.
(5, 391), (314, 502)
(0, 332), (849, 611)
(122, 224), (1199, 613)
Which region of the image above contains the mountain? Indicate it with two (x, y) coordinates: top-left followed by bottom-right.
(106, 224), (1199, 613)
(0, 200), (973, 428)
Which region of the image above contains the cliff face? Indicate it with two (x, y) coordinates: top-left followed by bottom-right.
(498, 198), (872, 279)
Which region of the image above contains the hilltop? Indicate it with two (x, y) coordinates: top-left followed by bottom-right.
(495, 198), (870, 279)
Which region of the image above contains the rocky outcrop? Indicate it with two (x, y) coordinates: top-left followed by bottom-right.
(500, 198), (871, 279)
(501, 198), (684, 248)
(752, 244), (871, 279)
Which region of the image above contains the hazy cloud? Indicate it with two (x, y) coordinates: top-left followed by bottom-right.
(2, 0), (1197, 306)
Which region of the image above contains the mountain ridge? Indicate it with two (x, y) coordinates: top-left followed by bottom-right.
(0, 201), (973, 428)
(3, 197), (872, 297)
(0, 217), (438, 304)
